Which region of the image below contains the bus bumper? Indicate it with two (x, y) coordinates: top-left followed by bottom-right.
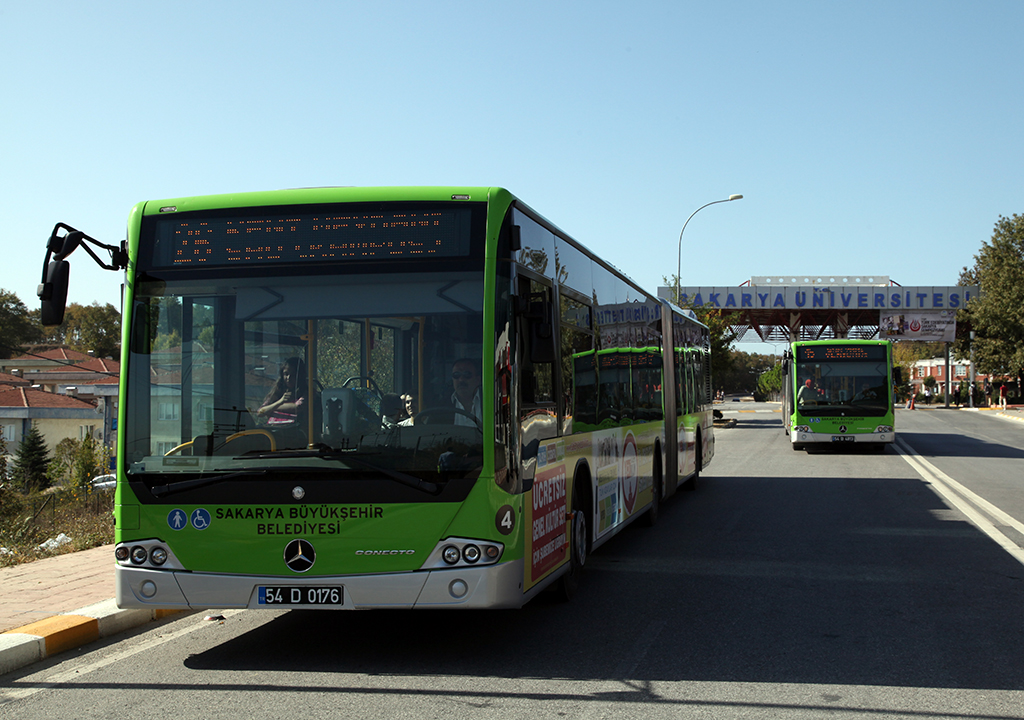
(792, 431), (894, 445)
(116, 558), (528, 611)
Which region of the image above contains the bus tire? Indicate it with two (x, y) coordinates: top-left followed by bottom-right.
(792, 442), (804, 451)
(558, 477), (590, 602)
(641, 444), (662, 527)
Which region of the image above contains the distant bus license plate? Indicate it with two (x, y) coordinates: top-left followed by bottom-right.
(831, 436), (855, 443)
(258, 586), (342, 605)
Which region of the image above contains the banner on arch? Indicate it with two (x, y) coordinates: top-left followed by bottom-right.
(880, 310), (956, 342)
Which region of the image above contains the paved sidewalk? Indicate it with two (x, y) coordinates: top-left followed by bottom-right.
(0, 544), (186, 676)
(0, 544), (115, 633)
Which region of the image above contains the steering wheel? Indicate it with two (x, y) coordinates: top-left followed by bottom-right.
(415, 406), (483, 431)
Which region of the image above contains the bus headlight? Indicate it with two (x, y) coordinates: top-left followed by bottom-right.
(794, 425), (811, 433)
(115, 540), (183, 569)
(876, 426), (893, 433)
(426, 538), (505, 569)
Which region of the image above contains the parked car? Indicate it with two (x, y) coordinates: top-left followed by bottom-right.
(89, 474), (117, 491)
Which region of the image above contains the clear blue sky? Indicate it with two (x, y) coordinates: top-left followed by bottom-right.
(3, 1), (1021, 356)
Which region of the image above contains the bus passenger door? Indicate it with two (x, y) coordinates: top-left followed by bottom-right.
(516, 275), (558, 490)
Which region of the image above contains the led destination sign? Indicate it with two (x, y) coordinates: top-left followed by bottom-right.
(149, 206), (473, 268)
(796, 345), (887, 362)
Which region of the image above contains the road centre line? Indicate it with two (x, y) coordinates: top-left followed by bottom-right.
(894, 439), (1024, 569)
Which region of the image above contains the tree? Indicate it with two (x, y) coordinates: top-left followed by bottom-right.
(34, 302), (121, 359)
(892, 340), (945, 392)
(11, 424), (52, 493)
(0, 289), (43, 359)
(0, 434), (8, 485)
(955, 214), (1024, 378)
(757, 360), (784, 401)
(716, 351), (778, 396)
(47, 436), (106, 489)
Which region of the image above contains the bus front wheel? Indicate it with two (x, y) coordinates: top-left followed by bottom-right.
(558, 482), (589, 601)
(641, 448), (662, 527)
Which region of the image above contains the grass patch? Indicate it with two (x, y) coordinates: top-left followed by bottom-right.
(0, 485), (114, 567)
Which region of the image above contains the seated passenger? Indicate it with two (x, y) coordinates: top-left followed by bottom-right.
(256, 357), (308, 427)
(398, 393), (417, 427)
(797, 378), (817, 406)
(380, 393), (405, 430)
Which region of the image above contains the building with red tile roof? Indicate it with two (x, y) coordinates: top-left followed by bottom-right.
(0, 387), (104, 455)
(0, 372), (29, 387)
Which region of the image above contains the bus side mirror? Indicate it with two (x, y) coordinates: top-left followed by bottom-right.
(781, 359), (790, 374)
(38, 260), (70, 326)
(893, 368), (902, 384)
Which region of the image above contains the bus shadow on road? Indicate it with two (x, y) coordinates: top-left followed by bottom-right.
(900, 431), (1024, 460)
(183, 474), (1024, 692)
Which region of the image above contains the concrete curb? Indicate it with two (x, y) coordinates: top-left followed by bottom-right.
(0, 599), (186, 676)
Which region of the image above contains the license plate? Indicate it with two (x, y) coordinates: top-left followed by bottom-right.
(831, 435), (855, 443)
(258, 586), (343, 605)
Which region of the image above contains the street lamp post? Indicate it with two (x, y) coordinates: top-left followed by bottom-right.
(969, 330), (976, 409)
(676, 194), (743, 303)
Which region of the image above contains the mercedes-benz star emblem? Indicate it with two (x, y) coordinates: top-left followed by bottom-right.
(284, 539), (316, 573)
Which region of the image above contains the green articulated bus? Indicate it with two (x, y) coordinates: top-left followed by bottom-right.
(782, 339), (898, 452)
(37, 187), (714, 610)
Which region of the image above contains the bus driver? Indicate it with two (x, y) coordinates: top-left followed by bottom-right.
(451, 358), (482, 426)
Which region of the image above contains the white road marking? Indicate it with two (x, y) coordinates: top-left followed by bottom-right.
(0, 610), (245, 704)
(895, 438), (1024, 568)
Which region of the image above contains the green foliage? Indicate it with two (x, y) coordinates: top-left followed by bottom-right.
(35, 302), (122, 359)
(757, 361), (784, 400)
(0, 434), (8, 485)
(0, 289), (43, 358)
(0, 487), (114, 567)
(47, 436), (107, 489)
(716, 350), (779, 396)
(11, 424), (52, 494)
(956, 214), (1024, 377)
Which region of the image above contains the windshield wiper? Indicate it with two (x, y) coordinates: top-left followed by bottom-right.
(339, 453), (440, 495)
(246, 447), (440, 495)
(150, 468), (270, 498)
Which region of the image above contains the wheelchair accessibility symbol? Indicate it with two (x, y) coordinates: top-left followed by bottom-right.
(190, 508), (212, 531)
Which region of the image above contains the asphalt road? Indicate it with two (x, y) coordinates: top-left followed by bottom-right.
(2, 405), (1023, 719)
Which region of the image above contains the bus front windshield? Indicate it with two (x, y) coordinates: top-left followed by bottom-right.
(125, 269), (485, 489)
(795, 360), (890, 416)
